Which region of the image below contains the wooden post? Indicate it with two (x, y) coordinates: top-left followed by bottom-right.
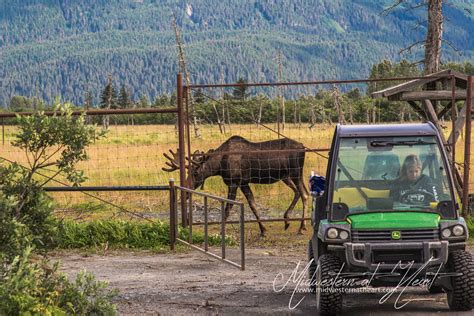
(169, 178), (176, 250)
(462, 76), (472, 216)
(177, 73), (187, 227)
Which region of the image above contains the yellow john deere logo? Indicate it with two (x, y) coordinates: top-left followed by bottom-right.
(391, 231), (401, 240)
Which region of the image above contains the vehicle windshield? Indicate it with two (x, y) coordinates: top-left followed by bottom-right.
(331, 136), (455, 217)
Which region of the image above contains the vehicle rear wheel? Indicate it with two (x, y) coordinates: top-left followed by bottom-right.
(316, 254), (343, 315)
(446, 250), (474, 311)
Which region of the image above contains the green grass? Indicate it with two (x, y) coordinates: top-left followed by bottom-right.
(467, 217), (474, 238)
(55, 219), (236, 250)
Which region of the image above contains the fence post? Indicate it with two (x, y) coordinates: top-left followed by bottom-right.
(169, 178), (177, 250)
(462, 76), (472, 216)
(221, 201), (226, 259)
(240, 203), (245, 271)
(177, 73), (188, 227)
(2, 117), (4, 146)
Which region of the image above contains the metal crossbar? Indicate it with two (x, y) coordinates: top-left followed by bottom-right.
(169, 180), (245, 270)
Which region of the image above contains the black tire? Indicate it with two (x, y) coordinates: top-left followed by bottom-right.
(446, 250), (474, 311)
(308, 240), (317, 294)
(316, 254), (343, 316)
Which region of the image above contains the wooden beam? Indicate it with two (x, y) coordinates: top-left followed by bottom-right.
(371, 70), (459, 98)
(372, 77), (440, 98)
(437, 101), (453, 119)
(407, 100), (427, 119)
(393, 90), (467, 101)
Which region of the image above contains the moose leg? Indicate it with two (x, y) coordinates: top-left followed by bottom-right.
(240, 184), (266, 237)
(295, 178), (309, 234)
(282, 178), (300, 230)
(224, 184), (238, 219)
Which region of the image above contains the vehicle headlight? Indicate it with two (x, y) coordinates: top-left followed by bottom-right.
(327, 228), (339, 239)
(442, 228), (452, 238)
(339, 230), (349, 240)
(452, 225), (464, 236)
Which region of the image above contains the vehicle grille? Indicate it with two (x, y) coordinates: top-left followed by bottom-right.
(352, 229), (439, 242)
(372, 249), (423, 264)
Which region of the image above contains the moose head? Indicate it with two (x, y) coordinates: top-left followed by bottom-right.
(162, 148), (213, 189)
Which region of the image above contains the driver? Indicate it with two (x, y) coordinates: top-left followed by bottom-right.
(390, 154), (439, 204)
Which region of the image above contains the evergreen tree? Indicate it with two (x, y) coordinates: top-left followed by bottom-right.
(84, 90), (93, 124)
(99, 76), (117, 129)
(100, 77), (117, 110)
(232, 77), (249, 101)
(117, 84), (131, 109)
(138, 94), (149, 108)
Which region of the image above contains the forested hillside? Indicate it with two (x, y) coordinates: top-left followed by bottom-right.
(1, 0), (473, 106)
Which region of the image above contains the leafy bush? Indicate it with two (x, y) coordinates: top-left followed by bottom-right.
(0, 247), (117, 315)
(0, 104), (116, 315)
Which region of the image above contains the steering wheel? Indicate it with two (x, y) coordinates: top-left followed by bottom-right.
(399, 189), (436, 204)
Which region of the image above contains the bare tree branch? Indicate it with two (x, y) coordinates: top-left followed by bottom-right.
(409, 59), (425, 66)
(380, 0), (406, 16)
(399, 40), (425, 54)
(408, 1), (429, 10)
(443, 39), (463, 55)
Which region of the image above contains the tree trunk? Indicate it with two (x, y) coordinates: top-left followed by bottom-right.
(212, 103), (224, 134)
(424, 0), (443, 75)
(293, 100), (297, 125)
(258, 99), (263, 125)
(399, 104), (405, 123)
(348, 103), (354, 125)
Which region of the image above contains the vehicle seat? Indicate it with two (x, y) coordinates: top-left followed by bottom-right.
(362, 153), (400, 180)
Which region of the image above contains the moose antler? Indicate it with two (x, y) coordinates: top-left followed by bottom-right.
(162, 149), (209, 171)
(187, 150), (205, 166)
(162, 149), (181, 172)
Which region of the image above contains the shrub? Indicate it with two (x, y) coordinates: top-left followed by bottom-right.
(0, 104), (116, 315)
(0, 247), (117, 315)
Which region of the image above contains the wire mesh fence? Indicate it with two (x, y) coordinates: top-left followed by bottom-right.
(1, 110), (180, 222)
(0, 74), (472, 224)
(181, 74), (473, 219)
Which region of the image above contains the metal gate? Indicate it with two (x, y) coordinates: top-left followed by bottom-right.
(169, 179), (246, 270)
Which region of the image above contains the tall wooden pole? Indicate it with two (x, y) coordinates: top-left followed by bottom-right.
(177, 73), (187, 227)
(462, 76), (472, 216)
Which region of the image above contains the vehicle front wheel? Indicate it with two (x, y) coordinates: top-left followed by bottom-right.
(315, 254), (343, 315)
(308, 240), (316, 294)
(446, 250), (474, 311)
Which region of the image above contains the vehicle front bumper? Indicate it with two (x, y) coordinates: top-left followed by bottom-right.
(344, 241), (449, 271)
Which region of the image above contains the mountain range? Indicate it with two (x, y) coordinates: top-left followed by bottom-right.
(1, 0), (473, 106)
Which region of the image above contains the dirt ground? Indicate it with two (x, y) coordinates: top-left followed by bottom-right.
(55, 236), (474, 316)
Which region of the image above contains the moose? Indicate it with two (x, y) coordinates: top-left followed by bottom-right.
(162, 136), (309, 236)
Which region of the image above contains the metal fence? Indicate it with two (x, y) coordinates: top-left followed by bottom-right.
(179, 73), (474, 221)
(0, 107), (185, 222)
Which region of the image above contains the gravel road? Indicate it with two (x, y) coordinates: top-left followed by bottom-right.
(56, 244), (474, 315)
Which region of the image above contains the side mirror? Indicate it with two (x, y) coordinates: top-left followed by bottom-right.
(332, 202), (349, 220)
(437, 200), (455, 218)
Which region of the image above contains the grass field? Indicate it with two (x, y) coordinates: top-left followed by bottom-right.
(1, 122), (472, 222)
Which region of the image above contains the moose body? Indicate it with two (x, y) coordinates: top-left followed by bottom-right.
(164, 136), (309, 235)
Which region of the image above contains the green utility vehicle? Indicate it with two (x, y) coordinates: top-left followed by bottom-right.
(309, 123), (474, 315)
